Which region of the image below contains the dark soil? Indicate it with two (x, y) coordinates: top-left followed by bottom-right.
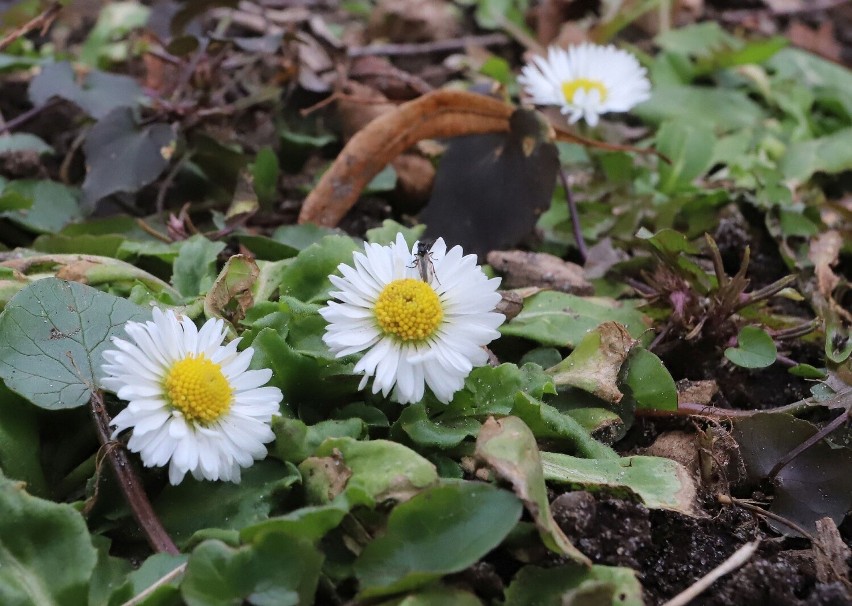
(551, 490), (852, 605)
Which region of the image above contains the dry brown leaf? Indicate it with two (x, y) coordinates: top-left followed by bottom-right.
(676, 379), (719, 406)
(487, 250), (593, 295)
(298, 90), (515, 226)
(367, 0), (460, 43)
(809, 230), (842, 298)
(786, 20), (842, 63)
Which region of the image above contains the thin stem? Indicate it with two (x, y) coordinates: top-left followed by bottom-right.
(558, 168), (587, 262)
(1, 98), (62, 133)
(717, 494), (817, 541)
(769, 411), (849, 479)
(347, 33), (511, 58)
(0, 1), (61, 51)
(121, 563), (187, 606)
(90, 391), (179, 555)
(661, 539), (760, 606)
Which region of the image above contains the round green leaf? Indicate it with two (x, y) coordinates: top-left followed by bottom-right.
(355, 481), (522, 598)
(0, 278), (150, 409)
(0, 476), (97, 606)
(181, 534), (323, 606)
(724, 326), (777, 369)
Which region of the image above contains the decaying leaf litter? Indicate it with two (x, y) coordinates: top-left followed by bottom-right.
(0, 0), (850, 604)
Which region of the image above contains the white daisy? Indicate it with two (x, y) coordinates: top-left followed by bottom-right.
(101, 308), (282, 485)
(518, 43), (651, 126)
(320, 234), (504, 404)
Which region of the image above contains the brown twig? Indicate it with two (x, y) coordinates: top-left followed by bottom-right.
(769, 411), (850, 479)
(717, 494), (817, 541)
(90, 390), (179, 555)
(347, 33), (511, 58)
(0, 98), (62, 133)
(661, 539), (761, 606)
(0, 1), (62, 52)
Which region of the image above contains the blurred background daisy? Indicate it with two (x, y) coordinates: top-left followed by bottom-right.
(519, 43), (651, 126)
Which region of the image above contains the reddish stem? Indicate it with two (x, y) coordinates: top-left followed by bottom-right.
(90, 391), (179, 555)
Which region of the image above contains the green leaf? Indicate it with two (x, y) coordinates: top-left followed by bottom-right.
(88, 536), (132, 606)
(655, 21), (739, 58)
(271, 417), (366, 464)
(620, 348), (677, 411)
(364, 164), (397, 193)
(300, 437), (438, 507)
(0, 133), (53, 155)
(240, 502), (350, 544)
(511, 393), (618, 460)
(0, 385), (47, 495)
(0, 179), (81, 233)
(270, 224), (337, 251)
(171, 235), (227, 298)
(29, 61), (143, 119)
(278, 235), (360, 303)
(500, 292), (649, 348)
(355, 481), (523, 598)
(181, 534), (323, 606)
(767, 48), (852, 119)
(780, 127), (852, 183)
(655, 120), (715, 193)
(724, 326), (777, 368)
(366, 220), (426, 246)
(541, 451), (698, 514)
(248, 326), (358, 408)
(396, 402), (481, 449)
(450, 363), (555, 416)
(504, 564), (643, 606)
(81, 107), (175, 206)
(249, 147), (279, 209)
(0, 475), (97, 606)
(123, 553), (187, 604)
(156, 460), (300, 547)
(0, 278), (150, 409)
(475, 416), (591, 565)
(634, 85), (764, 132)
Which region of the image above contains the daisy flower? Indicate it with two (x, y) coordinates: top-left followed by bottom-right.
(320, 234), (504, 404)
(101, 308), (282, 485)
(518, 43), (651, 126)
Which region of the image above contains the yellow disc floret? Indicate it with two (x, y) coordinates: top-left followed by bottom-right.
(164, 354), (232, 425)
(562, 78), (608, 104)
(374, 278), (444, 342)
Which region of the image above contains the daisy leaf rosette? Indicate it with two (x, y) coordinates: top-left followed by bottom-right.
(519, 43), (651, 126)
(101, 308), (283, 485)
(320, 234), (505, 404)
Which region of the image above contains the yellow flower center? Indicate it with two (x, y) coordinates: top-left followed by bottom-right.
(374, 278), (444, 342)
(164, 354), (232, 425)
(562, 78), (608, 104)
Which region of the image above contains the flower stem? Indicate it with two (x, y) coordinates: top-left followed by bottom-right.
(89, 391), (179, 555)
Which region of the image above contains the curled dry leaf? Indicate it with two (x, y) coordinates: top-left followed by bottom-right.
(298, 90), (514, 227)
(487, 250), (593, 295)
(366, 0), (460, 43)
(476, 416), (592, 566)
(547, 321), (636, 403)
(336, 81), (435, 208)
(809, 230), (842, 299)
(496, 290), (525, 322)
